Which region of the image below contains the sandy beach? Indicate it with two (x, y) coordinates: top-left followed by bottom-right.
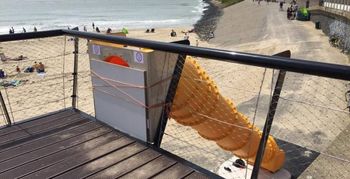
(1, 0), (350, 178)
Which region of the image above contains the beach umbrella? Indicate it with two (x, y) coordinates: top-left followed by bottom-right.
(122, 27), (128, 34)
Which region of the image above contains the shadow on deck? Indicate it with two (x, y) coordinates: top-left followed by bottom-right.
(0, 109), (221, 179)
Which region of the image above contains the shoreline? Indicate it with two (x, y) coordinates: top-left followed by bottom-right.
(194, 0), (223, 41)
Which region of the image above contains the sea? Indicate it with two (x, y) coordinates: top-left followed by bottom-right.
(0, 0), (208, 34)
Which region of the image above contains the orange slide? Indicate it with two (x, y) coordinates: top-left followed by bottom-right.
(170, 57), (285, 172)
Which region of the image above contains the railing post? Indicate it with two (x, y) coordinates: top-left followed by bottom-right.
(0, 91), (11, 126)
(251, 50), (290, 179)
(154, 40), (189, 147)
(72, 37), (79, 109)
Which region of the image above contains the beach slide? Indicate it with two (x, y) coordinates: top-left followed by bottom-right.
(171, 57), (285, 172)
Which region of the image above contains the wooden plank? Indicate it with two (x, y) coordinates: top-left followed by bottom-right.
(184, 171), (210, 179)
(119, 156), (177, 179)
(54, 143), (147, 179)
(87, 149), (161, 179)
(0, 131), (120, 178)
(0, 114), (82, 146)
(0, 121), (101, 162)
(0, 126), (112, 174)
(0, 120), (99, 153)
(151, 163), (194, 179)
(0, 110), (75, 137)
(21, 137), (134, 178)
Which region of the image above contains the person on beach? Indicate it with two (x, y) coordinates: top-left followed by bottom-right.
(37, 62), (45, 73)
(23, 27), (26, 33)
(33, 61), (39, 71)
(184, 33), (189, 40)
(106, 28), (112, 33)
(0, 69), (6, 79)
(34, 27), (37, 32)
(84, 26), (87, 32)
(96, 27), (100, 33)
(9, 28), (13, 34)
(16, 66), (21, 73)
(170, 29), (177, 37)
(92, 22), (95, 30)
(11, 27), (15, 33)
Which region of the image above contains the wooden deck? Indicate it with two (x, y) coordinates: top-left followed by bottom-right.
(0, 109), (221, 179)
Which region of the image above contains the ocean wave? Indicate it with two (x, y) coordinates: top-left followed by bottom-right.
(0, 0), (207, 35)
(0, 18), (199, 34)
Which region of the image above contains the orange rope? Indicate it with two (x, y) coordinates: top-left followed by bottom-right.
(91, 70), (172, 89)
(91, 70), (169, 109)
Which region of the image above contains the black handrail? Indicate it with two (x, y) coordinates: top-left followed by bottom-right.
(0, 30), (63, 42)
(1, 29), (350, 81)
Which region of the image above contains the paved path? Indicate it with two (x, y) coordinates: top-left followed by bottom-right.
(204, 1), (350, 178)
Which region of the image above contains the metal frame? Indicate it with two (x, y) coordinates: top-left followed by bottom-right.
(1, 30), (350, 81)
(0, 91), (11, 126)
(72, 37), (79, 109)
(154, 39), (190, 147)
(1, 30), (350, 177)
(251, 50), (291, 179)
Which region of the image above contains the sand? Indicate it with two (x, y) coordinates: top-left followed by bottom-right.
(0, 0), (349, 178)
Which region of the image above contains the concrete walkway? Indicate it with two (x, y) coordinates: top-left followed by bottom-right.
(204, 1), (350, 178)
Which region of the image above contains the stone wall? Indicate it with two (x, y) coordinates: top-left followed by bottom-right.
(310, 10), (350, 53)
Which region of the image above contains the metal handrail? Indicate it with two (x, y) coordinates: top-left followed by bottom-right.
(1, 29), (350, 80)
(1, 29), (350, 179)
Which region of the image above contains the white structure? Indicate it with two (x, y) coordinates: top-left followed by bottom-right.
(88, 39), (179, 143)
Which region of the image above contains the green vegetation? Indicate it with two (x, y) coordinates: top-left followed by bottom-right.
(220, 0), (244, 7)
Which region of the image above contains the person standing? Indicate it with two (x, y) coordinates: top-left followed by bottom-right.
(23, 27), (26, 33)
(16, 66), (21, 73)
(92, 22), (95, 30)
(34, 27), (37, 32)
(209, 31), (214, 39)
(83, 26), (87, 32)
(106, 28), (112, 33)
(184, 33), (189, 40)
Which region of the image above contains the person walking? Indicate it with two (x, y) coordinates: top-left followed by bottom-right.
(279, 1), (284, 10)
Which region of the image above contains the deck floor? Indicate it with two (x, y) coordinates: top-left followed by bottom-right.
(0, 109), (219, 179)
